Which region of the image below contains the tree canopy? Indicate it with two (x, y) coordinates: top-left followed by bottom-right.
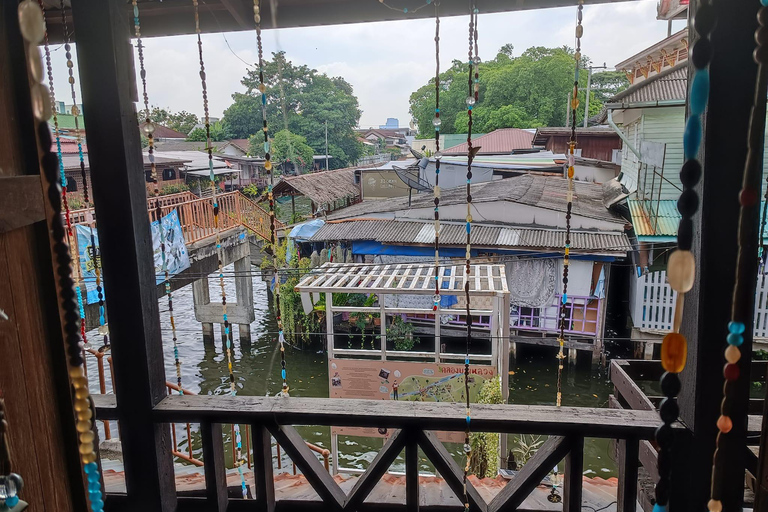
(222, 51), (363, 169)
(249, 129), (315, 172)
(187, 121), (228, 142)
(409, 46), (629, 136)
(147, 107), (199, 135)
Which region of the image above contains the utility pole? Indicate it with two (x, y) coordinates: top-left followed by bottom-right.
(325, 120), (329, 172)
(583, 62), (607, 128)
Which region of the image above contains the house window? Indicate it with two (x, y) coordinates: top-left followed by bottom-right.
(145, 170), (153, 182)
(162, 168), (176, 181)
(66, 177), (78, 192)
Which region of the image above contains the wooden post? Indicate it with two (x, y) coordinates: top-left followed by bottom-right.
(200, 422), (228, 512)
(616, 437), (639, 512)
(563, 436), (584, 512)
(678, 1), (761, 510)
(406, 435), (420, 512)
(70, 0), (177, 510)
(252, 424), (275, 512)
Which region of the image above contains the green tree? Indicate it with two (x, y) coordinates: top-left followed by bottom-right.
(410, 45), (598, 135)
(250, 129), (314, 172)
(187, 121), (229, 142)
(589, 70), (630, 104)
(222, 51), (362, 168)
(147, 107), (199, 135)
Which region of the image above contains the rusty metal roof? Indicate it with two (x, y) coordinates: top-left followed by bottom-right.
(311, 219), (632, 254)
(444, 128), (535, 155)
(628, 198), (680, 240)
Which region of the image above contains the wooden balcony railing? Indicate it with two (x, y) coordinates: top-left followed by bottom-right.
(92, 393), (679, 511)
(69, 190), (281, 244)
(610, 359), (765, 511)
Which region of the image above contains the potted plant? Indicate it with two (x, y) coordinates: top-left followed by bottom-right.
(387, 316), (415, 351)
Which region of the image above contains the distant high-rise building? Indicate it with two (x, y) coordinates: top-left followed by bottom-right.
(379, 118), (399, 130)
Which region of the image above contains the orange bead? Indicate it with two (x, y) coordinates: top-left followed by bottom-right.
(717, 415), (732, 433)
(567, 167), (574, 179)
(661, 332), (687, 373)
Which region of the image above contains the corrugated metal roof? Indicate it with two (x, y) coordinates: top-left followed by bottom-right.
(610, 64), (687, 106)
(329, 174), (625, 227)
(628, 198), (681, 237)
(311, 219), (632, 253)
(444, 128), (535, 155)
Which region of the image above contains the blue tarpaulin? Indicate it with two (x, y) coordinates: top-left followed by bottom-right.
(289, 219), (325, 241)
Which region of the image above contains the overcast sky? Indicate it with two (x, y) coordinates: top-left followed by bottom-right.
(49, 0), (683, 130)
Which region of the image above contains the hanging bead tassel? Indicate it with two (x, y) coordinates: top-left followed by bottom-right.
(193, 0), (248, 497)
(555, 0), (584, 408)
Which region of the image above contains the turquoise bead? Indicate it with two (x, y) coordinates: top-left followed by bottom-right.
(264, 142), (270, 152)
(683, 116), (702, 160)
(90, 498), (104, 510)
(689, 70), (709, 116)
(282, 369), (286, 379)
(88, 481), (101, 492)
(727, 333), (744, 346)
(763, 0), (768, 6)
(652, 505), (667, 512)
(88, 472), (100, 483)
(6, 496), (19, 507)
(84, 462), (98, 474)
(729, 321), (746, 334)
(466, 416), (471, 424)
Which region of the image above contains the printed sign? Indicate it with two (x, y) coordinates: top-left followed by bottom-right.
(75, 209), (190, 304)
(329, 358), (495, 402)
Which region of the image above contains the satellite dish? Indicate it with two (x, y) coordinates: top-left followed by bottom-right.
(394, 165), (433, 193)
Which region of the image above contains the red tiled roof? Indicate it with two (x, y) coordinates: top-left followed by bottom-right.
(443, 128), (535, 155)
(138, 122), (187, 139)
(52, 139), (87, 154)
(229, 138), (250, 152)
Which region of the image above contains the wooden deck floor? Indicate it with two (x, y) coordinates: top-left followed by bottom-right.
(101, 458), (623, 511)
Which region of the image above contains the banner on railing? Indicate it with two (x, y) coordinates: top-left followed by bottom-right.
(151, 209), (190, 285)
(76, 210), (190, 303)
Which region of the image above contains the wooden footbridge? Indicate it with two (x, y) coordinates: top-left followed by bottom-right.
(68, 190), (281, 244)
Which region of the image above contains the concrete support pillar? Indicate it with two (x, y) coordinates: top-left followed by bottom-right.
(239, 324), (252, 346)
(567, 347), (577, 366)
(202, 322), (214, 343)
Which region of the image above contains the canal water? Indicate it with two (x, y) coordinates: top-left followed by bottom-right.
(87, 267), (619, 479)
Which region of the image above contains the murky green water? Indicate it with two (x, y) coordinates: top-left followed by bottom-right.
(87, 267), (619, 478)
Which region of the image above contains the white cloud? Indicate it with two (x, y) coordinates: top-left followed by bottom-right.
(47, 0), (680, 130)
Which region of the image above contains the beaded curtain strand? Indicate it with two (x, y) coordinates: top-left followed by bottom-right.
(555, 0), (583, 408)
(18, 3), (105, 510)
(133, 0), (183, 394)
(192, 0), (248, 498)
(0, 399), (24, 510)
(59, 0), (107, 336)
(706, 3), (768, 511)
(652, 2), (714, 511)
(255, 0), (290, 397)
(39, 0), (91, 364)
(461, 3), (479, 510)
(433, 1), (442, 312)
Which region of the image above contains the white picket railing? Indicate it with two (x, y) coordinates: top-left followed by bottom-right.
(631, 271), (768, 337)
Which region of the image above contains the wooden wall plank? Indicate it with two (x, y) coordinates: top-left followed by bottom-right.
(251, 424), (275, 512)
(0, 176), (44, 232)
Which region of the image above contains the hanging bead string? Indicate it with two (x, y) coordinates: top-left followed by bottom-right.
(760, 172), (768, 275)
(40, 0), (91, 365)
(707, 4), (767, 512)
(432, 2), (441, 312)
(555, 0), (583, 408)
(60, 0), (107, 336)
(18, 3), (105, 510)
(255, 0), (290, 398)
(133, 0), (183, 395)
(192, 0), (248, 498)
(462, 2), (478, 510)
(0, 398), (23, 509)
(378, 0), (435, 15)
(653, 3), (714, 511)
